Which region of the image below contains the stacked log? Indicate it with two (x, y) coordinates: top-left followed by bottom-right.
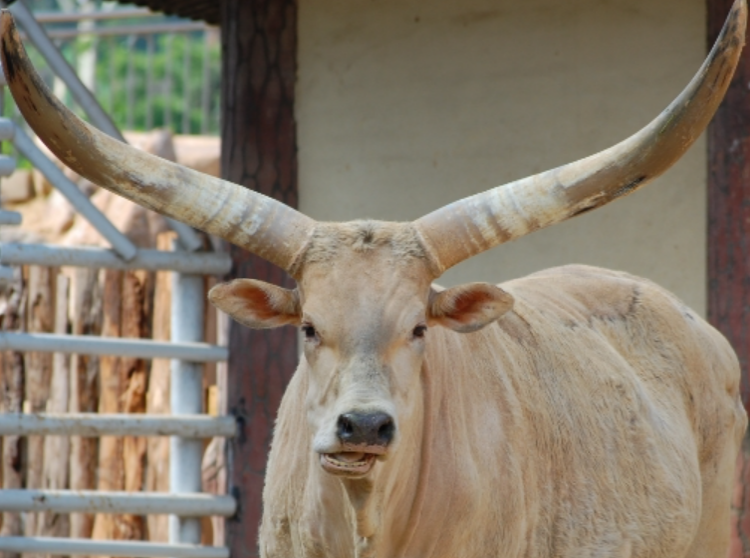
(38, 274), (71, 544)
(23, 265), (56, 550)
(0, 270), (26, 558)
(91, 268), (151, 542)
(145, 232), (176, 542)
(68, 267), (102, 540)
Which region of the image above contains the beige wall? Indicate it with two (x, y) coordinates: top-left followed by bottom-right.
(297, 0), (707, 314)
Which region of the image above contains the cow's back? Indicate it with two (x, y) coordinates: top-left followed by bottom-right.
(490, 264), (746, 557)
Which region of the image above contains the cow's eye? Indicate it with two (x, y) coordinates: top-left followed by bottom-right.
(412, 325), (427, 339)
(302, 324), (317, 340)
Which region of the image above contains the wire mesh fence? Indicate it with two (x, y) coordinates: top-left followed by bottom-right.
(4, 4), (221, 138)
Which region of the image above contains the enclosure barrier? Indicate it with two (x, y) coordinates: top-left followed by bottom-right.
(0, 413), (237, 437)
(0, 537), (230, 558)
(0, 5), (235, 556)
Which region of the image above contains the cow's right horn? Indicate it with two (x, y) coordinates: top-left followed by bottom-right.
(414, 0), (747, 275)
(0, 11), (315, 274)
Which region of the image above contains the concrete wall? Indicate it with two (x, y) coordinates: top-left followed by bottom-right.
(297, 0), (707, 314)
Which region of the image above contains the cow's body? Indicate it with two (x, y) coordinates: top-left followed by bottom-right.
(261, 265), (746, 558)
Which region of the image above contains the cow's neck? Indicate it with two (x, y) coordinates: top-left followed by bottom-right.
(342, 361), (435, 557)
(302, 369), (431, 558)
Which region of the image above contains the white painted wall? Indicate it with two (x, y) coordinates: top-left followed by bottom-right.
(297, 0), (707, 314)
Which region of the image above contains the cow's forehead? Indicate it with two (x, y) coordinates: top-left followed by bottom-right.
(297, 221), (434, 324)
(299, 220), (428, 267)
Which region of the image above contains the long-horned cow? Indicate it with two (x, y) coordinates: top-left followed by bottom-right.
(1, 2), (748, 556)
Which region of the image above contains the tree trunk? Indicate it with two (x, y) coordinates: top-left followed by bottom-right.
(221, 0), (299, 555)
(707, 1), (750, 556)
(68, 267), (102, 540)
(0, 270), (26, 556)
(23, 266), (56, 549)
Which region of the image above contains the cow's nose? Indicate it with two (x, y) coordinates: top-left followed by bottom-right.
(336, 411), (395, 447)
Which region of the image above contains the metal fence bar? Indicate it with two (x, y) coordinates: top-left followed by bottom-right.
(0, 537), (229, 558)
(0, 211), (21, 225)
(182, 32), (191, 134)
(0, 413), (236, 437)
(200, 37), (210, 135)
(0, 332), (228, 362)
(146, 33), (154, 130)
(34, 7), (155, 24)
(1, 243), (232, 274)
(35, 22), (210, 40)
(126, 33), (136, 130)
(0, 490), (237, 516)
(0, 265), (14, 280)
(170, 250), (206, 545)
(12, 127), (138, 260)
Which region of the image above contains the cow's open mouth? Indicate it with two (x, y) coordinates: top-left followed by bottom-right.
(320, 452), (377, 476)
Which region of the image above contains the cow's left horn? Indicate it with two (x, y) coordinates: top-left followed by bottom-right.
(414, 0), (747, 275)
(0, 11), (315, 274)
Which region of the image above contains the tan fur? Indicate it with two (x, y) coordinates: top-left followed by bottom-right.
(258, 252), (745, 558)
(293, 220), (430, 273)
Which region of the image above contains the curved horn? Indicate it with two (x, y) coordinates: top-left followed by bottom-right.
(414, 0), (747, 275)
(0, 11), (315, 274)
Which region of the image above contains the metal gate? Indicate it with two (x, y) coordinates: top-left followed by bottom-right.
(0, 3), (236, 556)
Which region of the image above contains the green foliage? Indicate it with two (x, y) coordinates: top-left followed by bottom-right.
(4, 28), (221, 136)
(94, 32), (221, 135)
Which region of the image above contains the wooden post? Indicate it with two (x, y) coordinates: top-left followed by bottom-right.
(68, 267), (102, 539)
(23, 265), (56, 548)
(93, 269), (150, 542)
(0, 270), (25, 555)
(707, 1), (750, 556)
(146, 231), (176, 543)
(38, 274), (71, 545)
(221, 0), (299, 555)
(120, 270), (149, 541)
(92, 269), (124, 542)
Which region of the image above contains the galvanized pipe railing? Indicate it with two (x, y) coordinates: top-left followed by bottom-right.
(170, 241), (208, 547)
(0, 490), (236, 516)
(0, 537), (229, 558)
(0, 413), (236, 437)
(0, 331), (227, 361)
(1, 243), (232, 274)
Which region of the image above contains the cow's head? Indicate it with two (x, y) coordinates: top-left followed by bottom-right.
(0, 0), (745, 480)
(208, 221), (514, 476)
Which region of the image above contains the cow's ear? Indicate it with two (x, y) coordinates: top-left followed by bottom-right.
(428, 283), (514, 333)
(208, 279), (301, 329)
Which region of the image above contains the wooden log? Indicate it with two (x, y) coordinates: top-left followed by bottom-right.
(146, 232), (176, 543)
(23, 265), (56, 549)
(0, 269), (26, 557)
(92, 269), (124, 542)
(117, 270), (149, 541)
(93, 268), (151, 543)
(38, 274), (71, 548)
(68, 267), (102, 540)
